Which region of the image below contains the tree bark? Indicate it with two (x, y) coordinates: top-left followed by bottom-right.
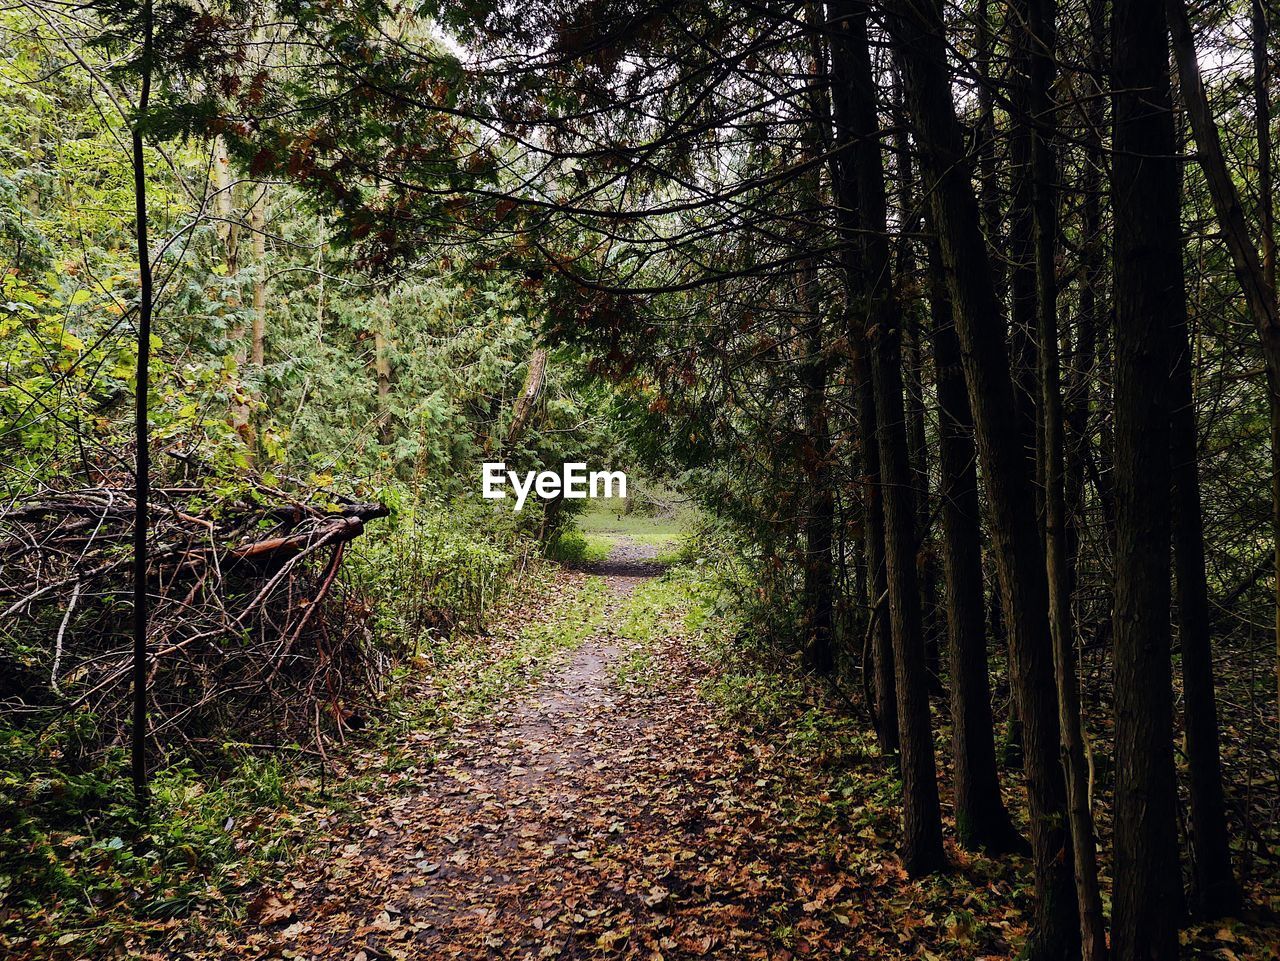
(893, 98), (942, 687)
(888, 0), (1080, 952)
(832, 0), (945, 876)
(1255, 0), (1275, 295)
(1111, 0), (1187, 955)
(507, 346), (549, 449)
(250, 184), (268, 368)
(374, 323), (393, 446)
(800, 276), (836, 675)
(926, 225), (1023, 853)
(1167, 0), (1280, 724)
(1007, 0), (1043, 507)
(826, 0), (897, 755)
(212, 139), (253, 449)
(1167, 47), (1242, 919)
(1169, 282), (1242, 918)
(800, 11), (837, 676)
(130, 0), (155, 818)
(1016, 0), (1108, 953)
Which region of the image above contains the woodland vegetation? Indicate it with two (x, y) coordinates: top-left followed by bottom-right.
(2, 0), (1280, 958)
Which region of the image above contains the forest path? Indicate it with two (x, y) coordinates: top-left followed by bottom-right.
(221, 534), (828, 961)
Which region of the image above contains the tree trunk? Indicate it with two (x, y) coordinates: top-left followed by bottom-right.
(926, 226), (1023, 853)
(800, 278), (836, 675)
(826, 0), (897, 756)
(211, 136), (238, 258)
(1257, 0), (1279, 733)
(888, 0), (1080, 952)
(893, 103), (942, 687)
(1017, 0), (1108, 953)
(975, 0), (1004, 303)
(374, 324), (393, 446)
(857, 339), (897, 750)
(800, 11), (837, 676)
(1065, 0), (1105, 619)
(1169, 287), (1242, 918)
(1168, 0), (1280, 725)
(1256, 0), (1275, 295)
(1007, 3), (1043, 508)
(212, 138), (253, 449)
(1111, 1), (1187, 955)
(130, 0), (155, 817)
(832, 0), (945, 876)
(507, 347), (549, 448)
(1167, 62), (1242, 920)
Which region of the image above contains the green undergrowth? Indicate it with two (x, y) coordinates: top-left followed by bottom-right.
(545, 527), (614, 566)
(612, 574), (688, 690)
(382, 574), (611, 739)
(347, 492), (534, 646)
(0, 733), (332, 959)
(0, 535), (602, 960)
(548, 501), (691, 567)
(611, 563), (1031, 957)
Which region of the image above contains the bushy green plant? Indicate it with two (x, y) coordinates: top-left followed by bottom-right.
(346, 487), (533, 654)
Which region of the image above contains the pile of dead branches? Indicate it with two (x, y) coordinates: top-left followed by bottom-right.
(0, 470), (389, 761)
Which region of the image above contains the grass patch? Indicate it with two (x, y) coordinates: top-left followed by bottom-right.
(576, 502), (688, 548)
(409, 576), (611, 722)
(547, 503), (691, 566)
(0, 740), (335, 959)
(612, 575), (686, 690)
(545, 528), (614, 566)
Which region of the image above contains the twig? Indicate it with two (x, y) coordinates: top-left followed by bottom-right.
(50, 579), (81, 695)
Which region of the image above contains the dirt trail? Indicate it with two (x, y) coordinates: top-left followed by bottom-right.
(225, 537), (789, 960)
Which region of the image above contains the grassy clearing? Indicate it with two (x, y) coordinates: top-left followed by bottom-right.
(550, 501), (693, 566)
(576, 503), (688, 546)
(545, 528), (614, 566)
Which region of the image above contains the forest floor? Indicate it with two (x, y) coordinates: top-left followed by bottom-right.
(134, 514), (1279, 961)
(165, 524), (944, 960)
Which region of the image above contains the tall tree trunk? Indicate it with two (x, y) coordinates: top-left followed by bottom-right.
(1017, 0), (1108, 953)
(800, 269), (836, 675)
(858, 340), (897, 749)
(1008, 0), (1042, 505)
(832, 0), (945, 876)
(212, 138), (252, 449)
(130, 0), (155, 817)
(926, 226), (1024, 853)
(1256, 0), (1275, 295)
(893, 101), (942, 686)
(975, 0), (1005, 302)
(826, 0), (897, 755)
(1257, 0), (1279, 727)
(1169, 280), (1242, 918)
(888, 0), (1081, 953)
(374, 324), (393, 446)
(801, 10), (837, 676)
(1111, 0), (1187, 955)
(1168, 38), (1242, 919)
(1168, 0), (1280, 725)
(211, 136), (237, 257)
(1065, 0), (1106, 618)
